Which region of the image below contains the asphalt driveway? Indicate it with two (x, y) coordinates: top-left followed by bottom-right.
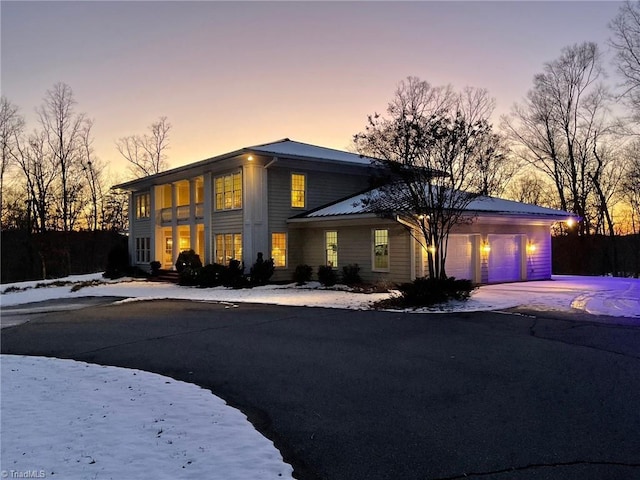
(2, 301), (639, 480)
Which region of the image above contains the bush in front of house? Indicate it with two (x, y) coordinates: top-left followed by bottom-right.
(150, 261), (161, 276)
(375, 276), (476, 309)
(293, 265), (313, 285)
(198, 263), (226, 287)
(175, 249), (203, 273)
(221, 259), (247, 288)
(249, 252), (275, 286)
(317, 265), (337, 287)
(178, 266), (201, 286)
(341, 263), (361, 286)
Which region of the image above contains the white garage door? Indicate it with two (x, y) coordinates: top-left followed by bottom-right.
(445, 235), (473, 280)
(488, 234), (522, 283)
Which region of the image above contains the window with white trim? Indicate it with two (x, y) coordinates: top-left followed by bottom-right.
(215, 233), (242, 265)
(291, 173), (306, 208)
(271, 233), (287, 268)
(325, 231), (338, 268)
(135, 192), (150, 219)
(372, 229), (389, 271)
(135, 237), (151, 263)
(215, 172), (242, 210)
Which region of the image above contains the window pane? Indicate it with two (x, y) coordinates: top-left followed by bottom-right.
(326, 231), (338, 267)
(271, 233), (287, 267)
(291, 174), (305, 208)
(234, 234), (243, 261)
(373, 229), (389, 270)
(215, 235), (224, 264)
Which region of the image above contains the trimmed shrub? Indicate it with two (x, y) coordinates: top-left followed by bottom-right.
(250, 252), (275, 286)
(178, 266), (201, 286)
(150, 261), (161, 276)
(221, 259), (247, 288)
(199, 263), (226, 287)
(175, 249), (202, 273)
(375, 276), (476, 309)
(341, 264), (361, 286)
(293, 264), (313, 285)
(317, 265), (337, 287)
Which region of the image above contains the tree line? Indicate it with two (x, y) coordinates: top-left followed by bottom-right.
(0, 83), (170, 233)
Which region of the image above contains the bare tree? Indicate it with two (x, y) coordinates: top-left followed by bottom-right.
(503, 42), (614, 236)
(0, 96), (25, 230)
(79, 119), (107, 230)
(13, 130), (58, 233)
(116, 116), (171, 178)
(503, 170), (557, 207)
(354, 77), (505, 279)
(610, 0), (640, 119)
(37, 82), (91, 231)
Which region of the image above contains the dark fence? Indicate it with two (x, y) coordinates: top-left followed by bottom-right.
(552, 234), (640, 277)
(1, 230), (127, 284)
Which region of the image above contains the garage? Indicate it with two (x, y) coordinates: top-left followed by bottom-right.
(488, 234), (523, 283)
(444, 234), (474, 281)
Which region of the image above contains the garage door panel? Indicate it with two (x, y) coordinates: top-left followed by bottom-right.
(488, 234), (521, 283)
(445, 235), (473, 280)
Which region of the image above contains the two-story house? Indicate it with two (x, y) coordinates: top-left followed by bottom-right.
(115, 138), (575, 284)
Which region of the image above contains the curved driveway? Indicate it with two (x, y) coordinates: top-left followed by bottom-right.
(2, 300), (640, 480)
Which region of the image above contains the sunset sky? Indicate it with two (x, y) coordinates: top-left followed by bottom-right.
(1, 1), (623, 179)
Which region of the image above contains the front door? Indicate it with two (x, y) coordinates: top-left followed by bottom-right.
(163, 232), (173, 269)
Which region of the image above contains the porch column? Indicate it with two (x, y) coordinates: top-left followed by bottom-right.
(127, 192), (135, 266)
(171, 183), (178, 267)
(203, 172), (213, 265)
(189, 178), (197, 252)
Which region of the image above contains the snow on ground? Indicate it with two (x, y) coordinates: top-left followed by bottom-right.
(1, 274), (639, 479)
(1, 355), (294, 480)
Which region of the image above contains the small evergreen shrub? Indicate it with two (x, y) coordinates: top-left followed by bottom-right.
(249, 252), (275, 286)
(178, 266), (201, 286)
(199, 263), (226, 287)
(175, 249), (202, 273)
(293, 265), (313, 285)
(341, 264), (361, 286)
(375, 276), (476, 309)
(150, 261), (161, 276)
(317, 265), (337, 287)
(221, 259), (247, 288)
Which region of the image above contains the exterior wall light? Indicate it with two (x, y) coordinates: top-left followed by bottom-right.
(481, 242), (491, 254)
(566, 218), (575, 228)
(527, 242), (536, 254)
(428, 245), (436, 255)
(247, 155), (254, 161)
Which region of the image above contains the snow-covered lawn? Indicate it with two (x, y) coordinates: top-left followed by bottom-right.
(1, 273), (639, 479)
(1, 355), (293, 480)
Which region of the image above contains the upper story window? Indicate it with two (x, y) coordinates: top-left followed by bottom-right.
(291, 173), (306, 208)
(325, 231), (338, 268)
(373, 229), (389, 271)
(135, 192), (150, 219)
(215, 172), (242, 210)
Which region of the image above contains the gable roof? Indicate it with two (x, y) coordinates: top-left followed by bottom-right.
(292, 188), (577, 222)
(114, 138), (374, 190)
